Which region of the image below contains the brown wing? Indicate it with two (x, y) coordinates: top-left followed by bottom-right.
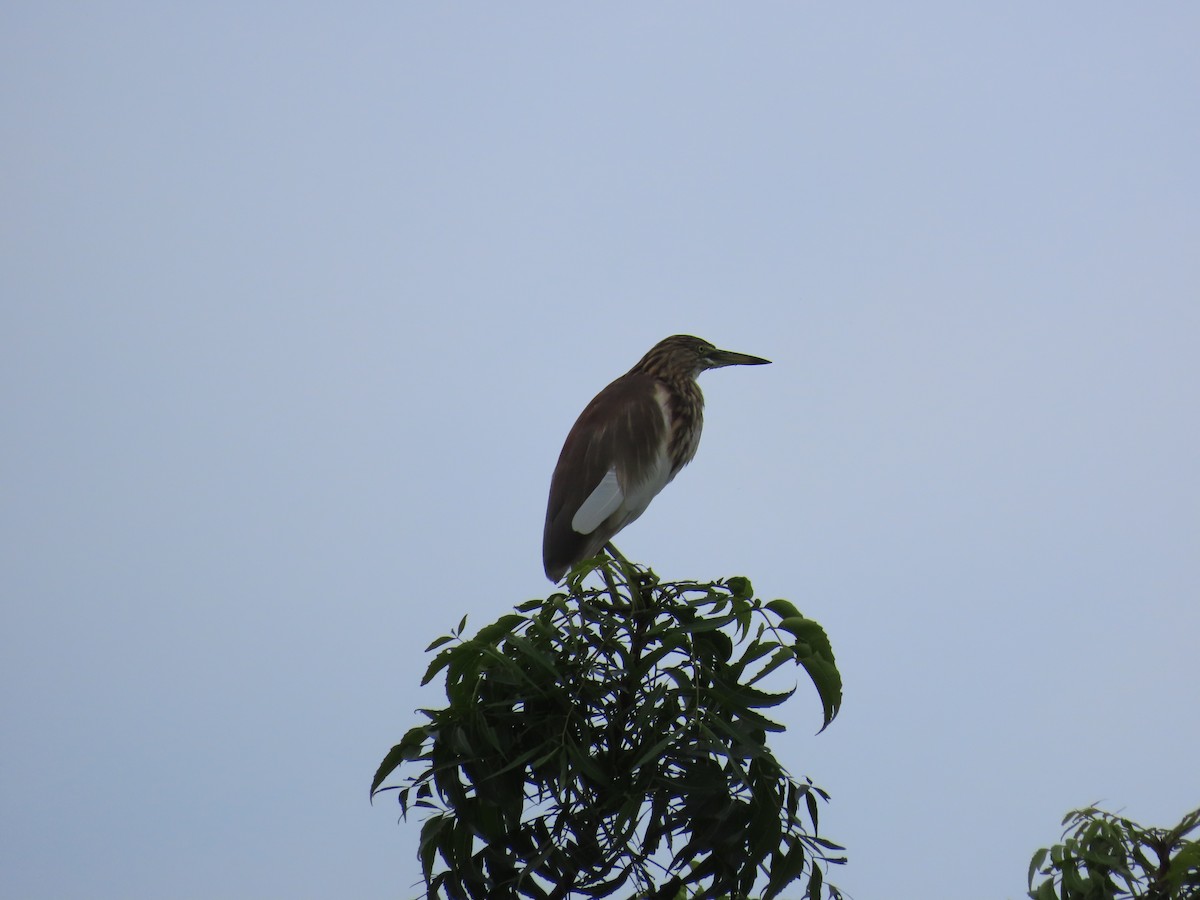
(542, 373), (667, 581)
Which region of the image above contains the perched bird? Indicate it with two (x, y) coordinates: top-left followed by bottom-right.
(542, 335), (771, 582)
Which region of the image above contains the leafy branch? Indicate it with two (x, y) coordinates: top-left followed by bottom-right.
(372, 555), (844, 899)
(1029, 805), (1200, 900)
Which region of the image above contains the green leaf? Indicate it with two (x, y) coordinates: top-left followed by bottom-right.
(473, 613), (526, 646)
(371, 725), (429, 796)
(421, 648), (454, 687)
(717, 678), (795, 711)
(661, 666), (695, 694)
(747, 647), (799, 687)
(1168, 842), (1200, 888)
(674, 610), (738, 634)
(747, 798), (782, 860)
(629, 640), (682, 679)
(780, 616), (842, 729)
(734, 637), (777, 667)
(425, 634), (454, 652)
(694, 629), (734, 663)
(1028, 847), (1049, 887)
(805, 787), (820, 832)
(807, 860), (824, 900)
(733, 601), (754, 639)
(766, 598), (801, 621)
(764, 836), (807, 899)
(726, 576), (753, 600)
(1061, 859), (1085, 896)
(418, 815), (447, 883)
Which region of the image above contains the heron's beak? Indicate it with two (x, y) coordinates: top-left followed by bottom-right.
(705, 347), (772, 369)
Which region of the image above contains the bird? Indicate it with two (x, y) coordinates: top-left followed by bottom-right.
(542, 334), (771, 582)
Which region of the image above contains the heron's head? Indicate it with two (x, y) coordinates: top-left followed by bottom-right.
(635, 335), (771, 380)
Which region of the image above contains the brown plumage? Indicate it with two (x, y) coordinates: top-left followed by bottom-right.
(542, 335), (770, 582)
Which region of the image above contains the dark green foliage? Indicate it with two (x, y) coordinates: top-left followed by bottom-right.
(1028, 805), (1200, 900)
(372, 556), (844, 899)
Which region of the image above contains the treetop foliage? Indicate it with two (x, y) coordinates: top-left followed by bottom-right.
(372, 554), (844, 899)
(1029, 805), (1200, 900)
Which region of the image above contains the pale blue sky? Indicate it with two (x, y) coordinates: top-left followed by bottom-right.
(3, 4), (1197, 899)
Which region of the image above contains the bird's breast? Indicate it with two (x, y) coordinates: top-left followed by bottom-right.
(615, 383), (676, 520)
(666, 380), (704, 474)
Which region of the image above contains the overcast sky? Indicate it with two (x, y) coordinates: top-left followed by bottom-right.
(3, 4), (1197, 899)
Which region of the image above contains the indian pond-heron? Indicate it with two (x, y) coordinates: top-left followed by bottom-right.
(542, 334), (770, 582)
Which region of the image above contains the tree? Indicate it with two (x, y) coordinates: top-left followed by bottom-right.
(1028, 805), (1200, 900)
(372, 555), (845, 899)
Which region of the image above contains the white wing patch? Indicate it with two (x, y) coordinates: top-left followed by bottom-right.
(572, 467), (624, 535)
(570, 384), (676, 539)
